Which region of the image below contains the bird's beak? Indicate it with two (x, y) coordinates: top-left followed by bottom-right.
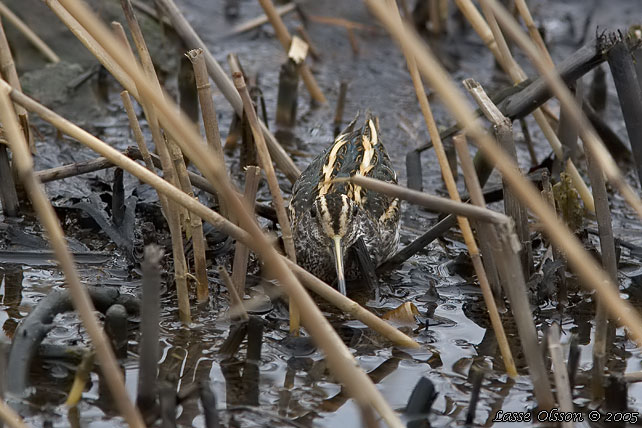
(332, 235), (347, 295)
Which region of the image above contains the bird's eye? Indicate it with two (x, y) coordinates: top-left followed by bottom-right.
(352, 205), (358, 216)
(310, 208), (316, 218)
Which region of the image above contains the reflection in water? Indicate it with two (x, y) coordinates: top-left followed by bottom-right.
(1, 265), (23, 339)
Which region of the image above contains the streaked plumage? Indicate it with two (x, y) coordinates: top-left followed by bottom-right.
(288, 115), (400, 292)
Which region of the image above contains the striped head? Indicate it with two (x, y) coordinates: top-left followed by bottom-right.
(309, 192), (361, 295)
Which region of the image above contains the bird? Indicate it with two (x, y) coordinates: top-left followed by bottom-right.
(288, 114), (401, 294)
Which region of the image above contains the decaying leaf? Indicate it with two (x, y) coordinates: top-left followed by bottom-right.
(382, 302), (420, 326)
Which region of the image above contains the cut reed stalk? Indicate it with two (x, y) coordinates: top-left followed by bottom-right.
(333, 81), (348, 138)
(232, 68), (300, 334)
(546, 323), (573, 427)
(178, 54), (199, 125)
(256, 0), (326, 104)
(365, 0), (642, 353)
(218, 266), (249, 322)
(111, 22), (135, 60)
(0, 2), (59, 63)
(137, 245), (163, 413)
(295, 25), (320, 60)
(0, 400), (28, 428)
(464, 78), (531, 275)
(231, 166), (261, 296)
(385, 0), (516, 379)
(154, 0), (301, 183)
(0, 83), (145, 428)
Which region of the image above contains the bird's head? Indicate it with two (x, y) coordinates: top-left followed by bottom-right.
(309, 193), (360, 294)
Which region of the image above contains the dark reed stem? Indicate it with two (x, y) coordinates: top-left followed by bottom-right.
(557, 80), (583, 165)
(405, 150), (423, 192)
(405, 377), (437, 428)
(333, 81), (348, 138)
(246, 315), (264, 363)
(112, 168), (125, 227)
(606, 35), (642, 186)
(566, 334), (580, 390)
(231, 166), (261, 296)
(276, 59), (299, 128)
(0, 144), (19, 217)
(137, 245), (163, 413)
(178, 53), (199, 126)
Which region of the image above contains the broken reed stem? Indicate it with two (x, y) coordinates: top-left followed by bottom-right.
(231, 166), (261, 296)
(228, 2), (296, 36)
(218, 266), (249, 321)
(0, 84), (145, 428)
(6, 42), (405, 426)
(111, 22), (136, 61)
(154, 0), (301, 184)
(464, 79), (530, 274)
(121, 0), (192, 321)
(45, 0), (139, 99)
(585, 135), (618, 401)
(486, 0), (642, 228)
(256, 0), (326, 104)
(232, 69), (300, 334)
(0, 400), (28, 428)
(366, 0), (642, 354)
(0, 2), (60, 63)
(547, 324), (574, 427)
(460, 0), (595, 212)
(385, 0), (516, 380)
(343, 174), (507, 224)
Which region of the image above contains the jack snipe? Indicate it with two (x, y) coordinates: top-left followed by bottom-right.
(288, 115), (400, 294)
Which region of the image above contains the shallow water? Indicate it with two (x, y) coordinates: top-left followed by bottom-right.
(2, 0), (642, 426)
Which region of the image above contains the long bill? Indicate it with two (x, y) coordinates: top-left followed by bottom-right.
(332, 235), (347, 295)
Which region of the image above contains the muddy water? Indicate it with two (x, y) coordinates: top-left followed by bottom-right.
(2, 0), (642, 426)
